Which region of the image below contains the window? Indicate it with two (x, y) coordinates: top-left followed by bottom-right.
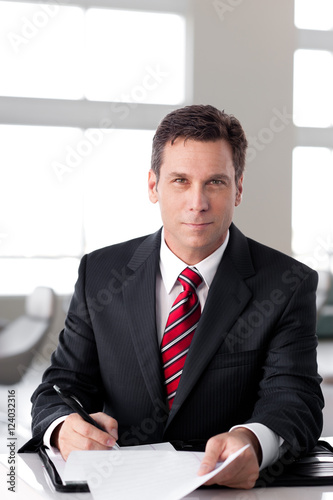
(292, 147), (333, 270)
(293, 49), (333, 128)
(294, 0), (333, 31)
(292, 1), (333, 270)
(0, 1), (189, 295)
(0, 2), (85, 99)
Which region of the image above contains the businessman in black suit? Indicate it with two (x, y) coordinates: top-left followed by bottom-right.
(25, 105), (323, 489)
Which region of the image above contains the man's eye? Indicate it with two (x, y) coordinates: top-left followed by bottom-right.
(174, 178), (187, 183)
(210, 179), (223, 185)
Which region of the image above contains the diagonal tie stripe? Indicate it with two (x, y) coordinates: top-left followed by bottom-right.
(161, 267), (203, 409)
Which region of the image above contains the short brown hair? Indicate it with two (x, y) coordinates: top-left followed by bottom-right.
(151, 104), (248, 184)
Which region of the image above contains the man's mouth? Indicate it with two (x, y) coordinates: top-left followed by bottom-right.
(183, 222), (212, 228)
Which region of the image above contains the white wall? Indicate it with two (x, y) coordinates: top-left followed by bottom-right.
(190, 0), (296, 255)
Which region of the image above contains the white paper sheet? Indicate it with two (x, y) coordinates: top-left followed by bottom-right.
(46, 442), (175, 485)
(64, 444), (250, 500)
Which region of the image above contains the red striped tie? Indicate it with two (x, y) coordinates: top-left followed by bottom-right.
(161, 267), (203, 409)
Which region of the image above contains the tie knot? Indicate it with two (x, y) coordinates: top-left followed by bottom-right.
(178, 267), (203, 291)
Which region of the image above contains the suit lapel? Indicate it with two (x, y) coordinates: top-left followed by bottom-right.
(122, 224), (257, 427)
(165, 224), (256, 426)
(123, 230), (166, 407)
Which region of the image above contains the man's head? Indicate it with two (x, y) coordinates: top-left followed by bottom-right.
(151, 104), (248, 186)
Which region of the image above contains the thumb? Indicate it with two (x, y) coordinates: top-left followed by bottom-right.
(197, 437), (225, 476)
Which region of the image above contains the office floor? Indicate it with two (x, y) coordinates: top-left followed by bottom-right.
(1, 339), (333, 452)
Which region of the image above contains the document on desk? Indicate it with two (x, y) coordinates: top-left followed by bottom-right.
(63, 444), (249, 500)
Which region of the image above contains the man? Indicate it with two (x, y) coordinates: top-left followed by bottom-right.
(22, 105), (323, 489)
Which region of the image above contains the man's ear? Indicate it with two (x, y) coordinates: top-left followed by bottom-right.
(148, 169), (158, 204)
(235, 175), (243, 207)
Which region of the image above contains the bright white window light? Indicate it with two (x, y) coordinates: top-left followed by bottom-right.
(0, 125), (85, 258)
(0, 125), (86, 294)
(0, 258), (80, 296)
(293, 50), (333, 128)
(292, 147), (333, 262)
(84, 9), (186, 104)
(82, 128), (161, 253)
(0, 126), (161, 294)
(0, 2), (84, 99)
(0, 4), (186, 103)
(294, 0), (333, 31)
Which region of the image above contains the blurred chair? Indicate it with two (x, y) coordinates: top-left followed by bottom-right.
(0, 287), (55, 385)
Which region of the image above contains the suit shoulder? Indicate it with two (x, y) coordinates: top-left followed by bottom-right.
(246, 236), (316, 277)
(88, 235), (147, 259)
(84, 230), (161, 269)
(229, 224), (316, 279)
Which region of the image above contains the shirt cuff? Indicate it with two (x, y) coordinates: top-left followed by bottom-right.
(43, 415), (69, 450)
(230, 423), (284, 470)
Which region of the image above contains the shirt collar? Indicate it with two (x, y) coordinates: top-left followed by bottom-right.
(159, 228), (230, 294)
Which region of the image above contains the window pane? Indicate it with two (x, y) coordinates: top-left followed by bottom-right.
(293, 49), (333, 127)
(0, 2), (84, 99)
(0, 127), (161, 294)
(84, 9), (186, 104)
(83, 128), (162, 252)
(0, 3), (186, 102)
(0, 125), (85, 257)
(0, 258), (79, 296)
(295, 0), (333, 31)
(292, 147), (333, 268)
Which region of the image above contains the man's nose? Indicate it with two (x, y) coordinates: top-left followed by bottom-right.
(188, 186), (209, 212)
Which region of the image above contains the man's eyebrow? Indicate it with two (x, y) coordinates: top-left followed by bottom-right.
(167, 171), (188, 177)
(166, 172), (232, 180)
(168, 170), (188, 179)
(207, 173), (231, 180)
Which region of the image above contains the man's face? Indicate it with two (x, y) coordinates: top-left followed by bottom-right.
(148, 138), (243, 265)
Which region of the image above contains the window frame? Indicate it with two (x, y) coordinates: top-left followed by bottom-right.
(0, 0), (192, 294)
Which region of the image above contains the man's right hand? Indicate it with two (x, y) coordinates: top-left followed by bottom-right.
(51, 412), (119, 461)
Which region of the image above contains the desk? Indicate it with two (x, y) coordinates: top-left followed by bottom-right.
(1, 453), (333, 500)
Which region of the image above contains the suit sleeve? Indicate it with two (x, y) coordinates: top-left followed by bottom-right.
(245, 269), (324, 457)
(20, 255), (104, 452)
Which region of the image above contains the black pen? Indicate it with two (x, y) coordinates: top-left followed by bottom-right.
(53, 384), (120, 449)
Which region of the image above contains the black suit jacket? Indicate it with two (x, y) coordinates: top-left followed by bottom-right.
(23, 224), (323, 455)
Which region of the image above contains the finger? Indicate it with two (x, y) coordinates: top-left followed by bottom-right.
(211, 463), (259, 489)
(57, 413), (116, 460)
(74, 415), (117, 448)
(197, 435), (227, 476)
(91, 412), (118, 442)
(204, 446), (259, 489)
(204, 452), (246, 486)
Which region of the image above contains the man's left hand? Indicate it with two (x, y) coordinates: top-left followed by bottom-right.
(198, 427), (261, 489)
